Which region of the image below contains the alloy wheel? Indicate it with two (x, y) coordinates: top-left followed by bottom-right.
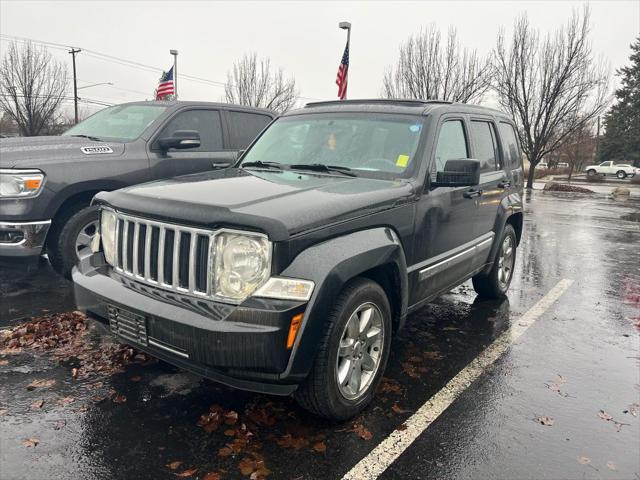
(335, 302), (385, 400)
(497, 235), (515, 289)
(75, 219), (99, 260)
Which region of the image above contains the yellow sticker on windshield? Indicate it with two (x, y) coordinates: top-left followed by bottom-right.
(396, 154), (410, 168)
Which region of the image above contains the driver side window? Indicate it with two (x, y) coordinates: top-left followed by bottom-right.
(158, 110), (223, 152)
(434, 120), (469, 174)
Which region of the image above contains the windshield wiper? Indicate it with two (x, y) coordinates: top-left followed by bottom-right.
(71, 134), (103, 142)
(289, 163), (356, 177)
(241, 161), (284, 170)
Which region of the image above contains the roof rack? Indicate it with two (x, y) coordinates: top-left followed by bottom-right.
(304, 98), (453, 108)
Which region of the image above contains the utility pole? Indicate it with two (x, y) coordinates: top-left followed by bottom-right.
(170, 49), (178, 100)
(68, 48), (81, 124)
(596, 115), (601, 158)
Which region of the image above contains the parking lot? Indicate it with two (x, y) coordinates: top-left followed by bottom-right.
(1, 187), (639, 480)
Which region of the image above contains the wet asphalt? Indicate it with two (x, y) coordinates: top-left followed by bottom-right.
(1, 187), (639, 480)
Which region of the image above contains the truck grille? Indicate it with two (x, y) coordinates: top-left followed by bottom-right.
(107, 305), (148, 346)
(113, 211), (212, 296)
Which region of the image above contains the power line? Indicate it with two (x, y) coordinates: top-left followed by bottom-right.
(0, 33), (322, 101)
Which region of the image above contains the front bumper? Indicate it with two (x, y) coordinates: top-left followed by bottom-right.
(0, 220), (50, 257)
(73, 254), (307, 395)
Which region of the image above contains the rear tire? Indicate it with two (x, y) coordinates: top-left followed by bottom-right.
(49, 205), (99, 279)
(294, 277), (392, 421)
(472, 224), (517, 299)
(617, 170), (627, 179)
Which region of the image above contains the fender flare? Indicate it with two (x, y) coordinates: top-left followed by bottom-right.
(279, 227), (408, 381)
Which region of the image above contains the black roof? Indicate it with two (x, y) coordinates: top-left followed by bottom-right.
(116, 100), (276, 116)
(283, 98), (508, 119)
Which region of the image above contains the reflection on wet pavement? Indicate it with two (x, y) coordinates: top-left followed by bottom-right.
(1, 189), (638, 480)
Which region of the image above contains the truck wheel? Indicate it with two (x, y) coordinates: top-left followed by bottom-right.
(617, 170), (627, 179)
(49, 205), (99, 279)
(295, 277), (392, 421)
(587, 169), (597, 177)
(472, 224), (517, 299)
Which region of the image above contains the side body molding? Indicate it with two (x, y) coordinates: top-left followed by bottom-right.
(278, 227), (408, 382)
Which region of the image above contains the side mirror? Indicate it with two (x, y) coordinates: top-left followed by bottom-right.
(158, 130), (201, 151)
(432, 159), (481, 188)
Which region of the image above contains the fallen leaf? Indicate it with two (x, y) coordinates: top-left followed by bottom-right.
(313, 441), (327, 453)
(57, 396), (75, 406)
(598, 410), (613, 421)
(606, 461), (617, 471)
(351, 422), (373, 440)
(22, 438), (39, 448)
(26, 379), (56, 390)
(239, 457), (256, 475)
(0, 409), (7, 416)
(71, 368), (79, 378)
(203, 473), (222, 480)
(175, 468), (198, 478)
(224, 429), (236, 437)
(112, 394), (127, 404)
(130, 375), (142, 382)
(30, 399), (45, 409)
(0, 359), (8, 366)
(166, 461), (183, 471)
(391, 403), (410, 414)
(224, 410), (239, 425)
(396, 423), (408, 431)
(377, 378), (402, 395)
(577, 456), (591, 465)
(535, 416), (555, 426)
(218, 446), (233, 457)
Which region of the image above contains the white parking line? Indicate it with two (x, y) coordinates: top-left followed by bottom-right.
(342, 278), (574, 480)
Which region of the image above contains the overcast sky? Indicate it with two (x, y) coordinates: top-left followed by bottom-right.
(1, 0), (638, 115)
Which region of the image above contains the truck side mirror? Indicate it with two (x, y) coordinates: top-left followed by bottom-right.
(431, 159), (481, 188)
(158, 130), (201, 151)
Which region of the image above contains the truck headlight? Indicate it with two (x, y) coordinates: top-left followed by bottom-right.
(100, 209), (117, 266)
(212, 231), (271, 302)
(0, 169), (45, 198)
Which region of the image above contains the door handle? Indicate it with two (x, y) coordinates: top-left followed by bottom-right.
(212, 161), (232, 169)
(463, 189), (483, 199)
(498, 180), (511, 189)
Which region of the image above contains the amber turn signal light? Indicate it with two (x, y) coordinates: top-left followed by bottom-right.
(24, 178), (42, 190)
(287, 313), (304, 349)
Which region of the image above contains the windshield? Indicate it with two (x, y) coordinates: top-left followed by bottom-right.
(63, 104), (167, 142)
(240, 114), (426, 180)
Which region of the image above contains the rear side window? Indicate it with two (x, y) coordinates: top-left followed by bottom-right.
(434, 120), (469, 173)
(471, 121), (499, 173)
(228, 111), (272, 149)
(498, 122), (521, 168)
(159, 110), (223, 151)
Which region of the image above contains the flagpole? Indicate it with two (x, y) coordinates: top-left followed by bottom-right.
(170, 49), (178, 100)
(339, 22), (351, 100)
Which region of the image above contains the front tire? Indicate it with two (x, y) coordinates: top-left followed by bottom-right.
(472, 224), (517, 299)
(617, 170), (627, 179)
(295, 278), (392, 421)
(49, 205), (99, 279)
(587, 169), (597, 177)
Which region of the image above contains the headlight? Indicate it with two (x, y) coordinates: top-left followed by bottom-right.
(212, 231), (271, 302)
(0, 169), (45, 198)
(100, 209), (117, 266)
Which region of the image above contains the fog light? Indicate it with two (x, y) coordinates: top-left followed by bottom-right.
(253, 277), (314, 301)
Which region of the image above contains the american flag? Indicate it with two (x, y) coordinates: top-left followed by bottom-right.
(155, 67), (175, 100)
(336, 41), (349, 100)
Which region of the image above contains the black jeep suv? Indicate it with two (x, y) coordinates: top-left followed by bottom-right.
(73, 99), (524, 420)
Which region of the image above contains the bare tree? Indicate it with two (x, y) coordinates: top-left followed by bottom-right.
(0, 41), (68, 136)
(225, 53), (298, 114)
(382, 26), (492, 102)
(556, 120), (596, 181)
(493, 8), (609, 188)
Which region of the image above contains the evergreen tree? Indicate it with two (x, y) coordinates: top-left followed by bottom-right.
(599, 37), (640, 166)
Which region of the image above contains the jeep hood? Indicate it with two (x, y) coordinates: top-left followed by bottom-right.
(94, 168), (414, 241)
(0, 136), (125, 168)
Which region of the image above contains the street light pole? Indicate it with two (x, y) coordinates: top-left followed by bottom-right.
(68, 48), (81, 124)
(170, 49), (178, 100)
(339, 22), (351, 100)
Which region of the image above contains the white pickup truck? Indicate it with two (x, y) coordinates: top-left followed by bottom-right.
(585, 161), (638, 179)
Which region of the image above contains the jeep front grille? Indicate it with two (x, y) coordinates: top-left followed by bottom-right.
(113, 212), (212, 296)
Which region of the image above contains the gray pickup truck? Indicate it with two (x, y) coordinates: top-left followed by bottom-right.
(0, 101), (275, 276)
